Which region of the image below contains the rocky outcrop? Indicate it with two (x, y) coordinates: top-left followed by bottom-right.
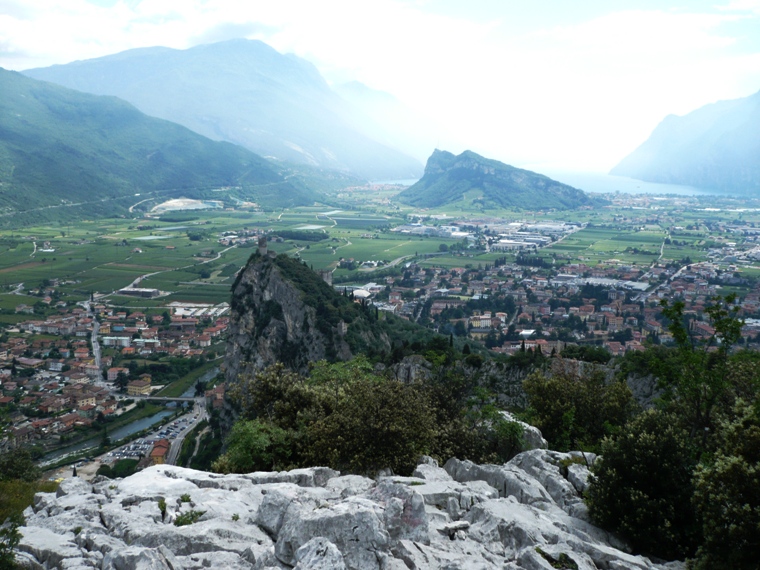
(397, 149), (596, 210)
(227, 254), (350, 379)
(500, 411), (548, 451)
(225, 253), (394, 380)
(16, 451), (683, 570)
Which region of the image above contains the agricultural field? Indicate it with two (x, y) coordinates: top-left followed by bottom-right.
(543, 226), (668, 267)
(0, 191), (759, 316)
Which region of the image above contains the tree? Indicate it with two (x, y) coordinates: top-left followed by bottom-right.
(691, 400), (760, 570)
(0, 449), (40, 483)
(100, 426), (111, 449)
(114, 372), (129, 392)
(0, 513), (23, 570)
(586, 409), (699, 559)
(212, 419), (290, 474)
(307, 378), (436, 475)
(523, 360), (636, 451)
(660, 295), (743, 448)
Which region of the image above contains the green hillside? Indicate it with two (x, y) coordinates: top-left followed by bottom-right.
(0, 68), (318, 225)
(397, 149), (595, 210)
(24, 40), (423, 180)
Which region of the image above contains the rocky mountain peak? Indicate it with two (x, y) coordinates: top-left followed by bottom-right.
(398, 149), (595, 210)
(224, 253), (395, 382)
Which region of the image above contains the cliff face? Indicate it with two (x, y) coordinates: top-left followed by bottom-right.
(225, 253), (354, 381)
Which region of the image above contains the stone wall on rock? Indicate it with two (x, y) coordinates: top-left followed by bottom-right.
(15, 450), (685, 570)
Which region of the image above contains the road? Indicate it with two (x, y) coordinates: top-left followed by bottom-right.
(75, 299), (104, 385)
(166, 397), (209, 465)
(92, 319), (102, 371)
(633, 261), (691, 303)
(100, 244), (237, 298)
(638, 231), (670, 282)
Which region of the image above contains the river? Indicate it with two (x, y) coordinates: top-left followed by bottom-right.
(40, 410), (174, 465)
(40, 367), (219, 465)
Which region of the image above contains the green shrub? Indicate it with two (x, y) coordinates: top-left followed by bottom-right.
(174, 510), (205, 527)
(212, 419), (290, 474)
(110, 459), (138, 479)
(0, 480), (57, 526)
(535, 547), (579, 569)
(95, 465), (113, 478)
(0, 449), (40, 482)
(307, 378), (437, 475)
(586, 409), (698, 559)
(0, 513), (23, 570)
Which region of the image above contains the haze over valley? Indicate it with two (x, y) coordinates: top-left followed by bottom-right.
(0, 3), (759, 569)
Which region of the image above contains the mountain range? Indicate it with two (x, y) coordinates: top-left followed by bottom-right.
(0, 68), (318, 222)
(397, 150), (595, 210)
(24, 39), (423, 181)
(611, 89), (760, 192)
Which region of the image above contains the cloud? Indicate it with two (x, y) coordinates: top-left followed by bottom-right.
(0, 0), (38, 20)
(0, 1), (757, 170)
(719, 0), (760, 14)
(189, 21), (278, 46)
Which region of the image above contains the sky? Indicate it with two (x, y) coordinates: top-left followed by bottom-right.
(1, 0), (759, 172)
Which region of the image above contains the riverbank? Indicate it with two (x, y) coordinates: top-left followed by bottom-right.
(41, 407), (182, 471)
(37, 365), (219, 472)
(155, 360), (218, 398)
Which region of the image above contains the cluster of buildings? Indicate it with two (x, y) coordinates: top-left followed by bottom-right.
(0, 301), (229, 451)
(350, 255), (760, 357)
(97, 304), (229, 357)
(1, 375), (118, 448)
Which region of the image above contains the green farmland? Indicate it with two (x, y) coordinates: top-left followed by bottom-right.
(0, 189), (758, 316)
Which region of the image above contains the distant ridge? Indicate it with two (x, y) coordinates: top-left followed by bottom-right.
(0, 68), (317, 223)
(611, 89), (760, 192)
(397, 150), (594, 210)
(24, 39), (423, 181)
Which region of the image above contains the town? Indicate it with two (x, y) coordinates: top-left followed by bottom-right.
(2, 190), (760, 467)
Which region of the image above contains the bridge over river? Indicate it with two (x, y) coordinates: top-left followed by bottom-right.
(133, 396), (197, 403)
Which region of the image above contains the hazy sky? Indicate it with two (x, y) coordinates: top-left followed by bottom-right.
(1, 0), (759, 172)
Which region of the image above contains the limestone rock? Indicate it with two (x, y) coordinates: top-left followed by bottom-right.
(15, 454), (682, 570)
(275, 497), (390, 569)
(500, 411), (548, 451)
(412, 458), (453, 482)
(388, 355), (432, 383)
(225, 255), (391, 378)
(293, 537), (346, 570)
(324, 474), (375, 497)
(366, 480), (429, 545)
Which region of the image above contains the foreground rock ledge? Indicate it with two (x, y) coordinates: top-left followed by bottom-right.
(15, 450), (684, 570)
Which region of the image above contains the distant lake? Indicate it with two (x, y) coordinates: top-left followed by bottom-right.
(371, 179), (418, 186)
(540, 171), (718, 197)
(374, 173), (722, 197)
